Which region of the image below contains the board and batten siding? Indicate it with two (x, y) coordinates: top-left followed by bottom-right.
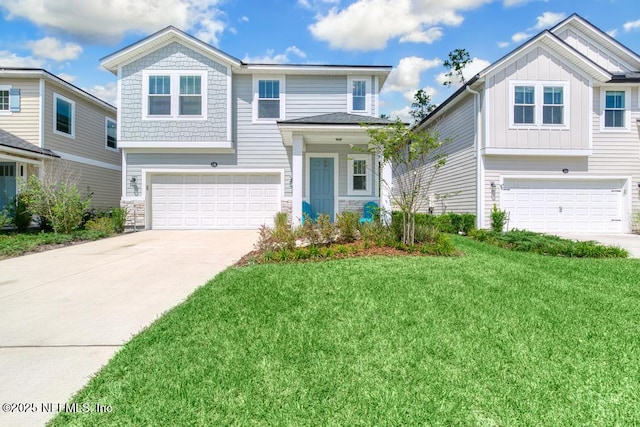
(485, 46), (591, 151)
(413, 93), (477, 215)
(120, 42), (229, 142)
(0, 78), (40, 145)
(554, 27), (631, 73)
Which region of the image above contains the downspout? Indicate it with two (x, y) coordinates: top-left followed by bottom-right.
(465, 85), (483, 229)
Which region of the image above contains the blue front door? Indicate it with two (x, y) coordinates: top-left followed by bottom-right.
(309, 157), (334, 219)
(0, 162), (16, 213)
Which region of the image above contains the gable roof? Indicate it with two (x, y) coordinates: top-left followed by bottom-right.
(0, 129), (59, 158)
(416, 14), (635, 129)
(100, 26), (392, 86)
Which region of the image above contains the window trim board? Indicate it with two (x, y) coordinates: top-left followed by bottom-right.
(53, 92), (76, 139)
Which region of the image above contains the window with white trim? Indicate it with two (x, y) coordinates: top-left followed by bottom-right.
(143, 71), (207, 119)
(604, 90), (625, 128)
(252, 76), (285, 122)
(348, 154), (372, 195)
(105, 118), (117, 150)
(348, 77), (370, 114)
(0, 87), (9, 111)
(510, 81), (569, 128)
(54, 93), (75, 137)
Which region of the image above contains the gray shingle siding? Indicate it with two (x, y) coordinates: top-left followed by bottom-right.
(121, 42), (229, 141)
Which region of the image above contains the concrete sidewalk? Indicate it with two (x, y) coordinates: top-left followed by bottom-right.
(0, 230), (257, 427)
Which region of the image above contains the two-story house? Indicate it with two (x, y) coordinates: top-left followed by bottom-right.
(100, 27), (392, 230)
(414, 14), (640, 234)
(0, 69), (120, 214)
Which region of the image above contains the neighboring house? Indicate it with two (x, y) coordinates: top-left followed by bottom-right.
(0, 69), (120, 213)
(100, 27), (392, 230)
(414, 14), (640, 234)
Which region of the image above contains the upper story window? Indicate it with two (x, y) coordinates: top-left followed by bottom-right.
(510, 81), (568, 129)
(252, 76), (285, 122)
(258, 80), (280, 119)
(0, 85), (20, 114)
(604, 90), (625, 128)
(514, 86), (535, 124)
(347, 154), (372, 195)
(54, 93), (75, 138)
(105, 118), (117, 150)
(143, 70), (207, 120)
(348, 77), (370, 114)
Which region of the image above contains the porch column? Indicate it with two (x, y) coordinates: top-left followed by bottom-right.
(380, 158), (392, 225)
(291, 134), (304, 226)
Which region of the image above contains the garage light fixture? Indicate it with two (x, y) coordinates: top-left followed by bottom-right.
(562, 168), (569, 174)
(210, 161), (218, 168)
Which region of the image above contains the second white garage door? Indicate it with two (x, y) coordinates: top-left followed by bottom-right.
(151, 173), (281, 229)
(500, 178), (626, 233)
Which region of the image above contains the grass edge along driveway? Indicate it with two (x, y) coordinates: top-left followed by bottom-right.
(51, 236), (640, 426)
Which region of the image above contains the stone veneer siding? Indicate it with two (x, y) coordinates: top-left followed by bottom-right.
(338, 199), (369, 215)
(120, 42), (229, 142)
(122, 200), (146, 231)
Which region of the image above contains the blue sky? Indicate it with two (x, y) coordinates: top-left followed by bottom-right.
(0, 0), (638, 120)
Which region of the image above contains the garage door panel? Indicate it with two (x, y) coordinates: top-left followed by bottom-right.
(151, 173), (280, 229)
(501, 179), (624, 233)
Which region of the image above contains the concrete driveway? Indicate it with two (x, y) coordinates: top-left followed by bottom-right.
(555, 233), (640, 258)
(0, 230), (257, 427)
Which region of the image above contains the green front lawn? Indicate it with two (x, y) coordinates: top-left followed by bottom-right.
(52, 237), (640, 426)
(0, 230), (111, 259)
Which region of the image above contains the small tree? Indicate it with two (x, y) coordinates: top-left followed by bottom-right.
(366, 119), (447, 245)
(442, 48), (472, 87)
(409, 89), (437, 124)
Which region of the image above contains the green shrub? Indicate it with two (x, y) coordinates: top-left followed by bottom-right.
(20, 175), (90, 234)
(316, 214), (334, 244)
(8, 194), (32, 232)
(336, 211), (359, 243)
(110, 207), (127, 233)
(490, 204), (507, 233)
(391, 211), (476, 236)
(84, 217), (115, 234)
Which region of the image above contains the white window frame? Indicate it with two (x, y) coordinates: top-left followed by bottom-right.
(252, 75), (285, 123)
(347, 153), (372, 196)
(509, 80), (569, 130)
(142, 70), (207, 120)
(347, 76), (370, 114)
(600, 87), (631, 132)
(0, 85), (11, 115)
(105, 117), (118, 151)
(53, 92), (75, 138)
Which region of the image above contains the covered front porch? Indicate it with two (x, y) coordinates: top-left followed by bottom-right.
(278, 113), (393, 226)
(0, 129), (59, 212)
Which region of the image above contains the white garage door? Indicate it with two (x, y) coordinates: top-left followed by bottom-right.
(151, 173), (281, 229)
(500, 178), (626, 233)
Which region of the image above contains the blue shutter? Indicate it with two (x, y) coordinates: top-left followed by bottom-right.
(9, 88), (20, 112)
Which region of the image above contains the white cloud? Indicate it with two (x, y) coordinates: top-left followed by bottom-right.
(497, 41), (510, 48)
(56, 73), (76, 83)
(240, 16), (249, 22)
(403, 85), (437, 102)
(436, 57), (491, 87)
(388, 105), (412, 122)
(511, 31), (532, 43)
(27, 37), (82, 61)
(84, 82), (118, 106)
(0, 50), (44, 68)
(309, 0), (491, 51)
(243, 46), (307, 64)
(607, 28), (619, 38)
(0, 0), (227, 45)
(383, 56), (441, 94)
(503, 0), (542, 6)
(624, 19), (640, 32)
(533, 11), (565, 30)
(399, 27), (443, 44)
